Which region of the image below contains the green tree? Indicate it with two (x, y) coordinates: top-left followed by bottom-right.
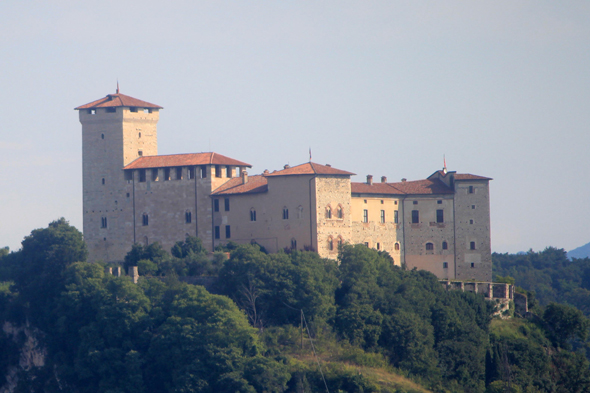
(543, 303), (590, 349)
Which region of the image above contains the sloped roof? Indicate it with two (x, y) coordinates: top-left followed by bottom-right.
(75, 93), (162, 110)
(454, 173), (492, 181)
(123, 152), (251, 170)
(211, 175), (268, 196)
(351, 178), (454, 196)
(266, 162), (355, 177)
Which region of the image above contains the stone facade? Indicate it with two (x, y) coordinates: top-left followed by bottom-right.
(77, 91), (493, 280)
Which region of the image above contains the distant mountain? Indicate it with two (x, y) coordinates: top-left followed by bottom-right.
(568, 242), (590, 259)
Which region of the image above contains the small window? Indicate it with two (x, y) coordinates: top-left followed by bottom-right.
(363, 209), (368, 223)
(176, 167), (182, 180)
(126, 193), (130, 198)
(443, 262), (448, 269)
(381, 200), (384, 204)
(88, 109), (96, 115)
(130, 107), (138, 113)
(102, 178), (105, 185)
(328, 237), (334, 251)
(185, 211), (192, 224)
(413, 201), (418, 205)
(425, 242), (434, 251)
(394, 210), (399, 224)
(188, 167), (195, 180)
(380, 210), (385, 223)
(291, 238), (297, 249)
(214, 226), (220, 239)
(225, 225), (231, 239)
(376, 243), (381, 250)
(297, 206), (303, 219)
(106, 107), (116, 113)
(152, 169), (158, 181)
(138, 132), (141, 138)
(442, 241), (448, 250)
(471, 263), (475, 268)
(337, 237), (343, 247)
(470, 241), (476, 250)
(215, 165), (222, 178)
(101, 133), (105, 139)
(101, 217), (107, 228)
(125, 171), (132, 181)
(469, 219), (474, 225)
(437, 200), (442, 204)
(139, 169), (146, 182)
(250, 209), (256, 222)
(412, 210), (419, 224)
(394, 243), (400, 251)
(283, 207), (289, 220)
(469, 186), (474, 194)
(142, 213), (149, 226)
(200, 166), (207, 178)
(326, 207), (332, 219)
(214, 199), (219, 212)
(144, 108), (151, 113)
(337, 206), (343, 219)
(364, 242), (369, 247)
(436, 209), (444, 223)
(224, 198), (230, 212)
(472, 205), (476, 209)
(226, 166), (233, 178)
(394, 201), (398, 205)
(164, 168), (171, 181)
(364, 199), (367, 204)
(138, 150), (143, 156)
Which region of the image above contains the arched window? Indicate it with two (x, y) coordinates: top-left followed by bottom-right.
(297, 206), (303, 219)
(442, 241), (448, 250)
(394, 242), (400, 251)
(326, 206), (332, 219)
(291, 238), (297, 249)
(328, 236), (334, 251)
(337, 236), (343, 248)
(250, 208), (257, 222)
(142, 213), (149, 226)
(283, 207), (289, 220)
(425, 242), (434, 251)
(337, 205), (343, 219)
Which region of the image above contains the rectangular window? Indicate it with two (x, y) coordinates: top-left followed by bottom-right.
(176, 167), (182, 180)
(394, 210), (399, 224)
(380, 210), (385, 223)
(130, 107), (138, 113)
(142, 214), (149, 226)
(139, 169), (146, 182)
(151, 169), (158, 181)
(188, 167), (195, 180)
(469, 186), (474, 194)
(106, 107), (116, 113)
(443, 262), (448, 269)
(185, 211), (192, 224)
(413, 201), (418, 205)
(138, 150), (143, 156)
(471, 263), (475, 268)
(376, 243), (381, 250)
(214, 226), (220, 239)
(412, 210), (419, 224)
(224, 198), (230, 212)
(164, 168), (171, 181)
(470, 241), (476, 250)
(215, 165), (222, 178)
(437, 200), (442, 204)
(283, 208), (289, 220)
(226, 166), (233, 178)
(101, 217), (107, 228)
(200, 166), (207, 178)
(125, 171), (132, 181)
(436, 209), (444, 223)
(225, 225), (231, 239)
(363, 209), (368, 223)
(250, 210), (256, 221)
(214, 199), (219, 212)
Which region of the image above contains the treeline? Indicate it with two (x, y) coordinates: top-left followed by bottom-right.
(0, 219), (589, 392)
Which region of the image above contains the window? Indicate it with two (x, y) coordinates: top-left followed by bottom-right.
(291, 238), (297, 249)
(185, 211), (192, 224)
(125, 171), (132, 181)
(126, 193), (130, 198)
(412, 210), (419, 224)
(469, 219), (474, 225)
(394, 210), (399, 224)
(176, 167), (182, 180)
(471, 263), (475, 268)
(214, 199), (219, 212)
(363, 209), (368, 223)
(381, 200), (384, 204)
(442, 241), (448, 250)
(139, 169), (146, 182)
(88, 109), (96, 115)
(225, 225), (231, 239)
(436, 209), (444, 223)
(214, 226), (220, 239)
(364, 242), (369, 247)
(380, 210), (385, 223)
(164, 168), (171, 181)
(188, 167), (195, 180)
(337, 237), (343, 247)
(394, 201), (398, 205)
(226, 166), (233, 178)
(376, 243), (381, 250)
(283, 207), (289, 220)
(224, 198), (230, 212)
(107, 107), (116, 113)
(326, 207), (332, 219)
(101, 133), (104, 139)
(200, 166), (207, 178)
(469, 186), (474, 194)
(470, 241), (476, 250)
(328, 237), (334, 251)
(250, 209), (256, 222)
(297, 206), (303, 219)
(437, 200), (442, 204)
(142, 213), (149, 226)
(337, 205), (343, 219)
(143, 108), (151, 113)
(101, 217), (107, 228)
(425, 242), (434, 251)
(130, 107), (138, 112)
(413, 200), (418, 205)
(138, 150), (143, 156)
(152, 169), (158, 181)
(394, 243), (400, 251)
(443, 262), (448, 269)
(102, 178), (105, 185)
(138, 132), (141, 138)
(215, 165), (222, 178)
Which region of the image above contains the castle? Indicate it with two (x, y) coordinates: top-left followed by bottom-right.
(76, 89), (492, 281)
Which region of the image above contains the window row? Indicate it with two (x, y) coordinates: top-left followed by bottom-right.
(326, 235), (344, 251)
(362, 209), (399, 224)
(131, 165), (242, 183)
(128, 211), (194, 227)
(325, 205), (344, 219)
(214, 225), (231, 239)
(216, 205), (304, 221)
(411, 209), (445, 224)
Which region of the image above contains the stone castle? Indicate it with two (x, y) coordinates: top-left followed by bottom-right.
(76, 89), (493, 281)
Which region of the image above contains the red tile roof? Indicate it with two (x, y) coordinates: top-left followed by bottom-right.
(75, 93), (162, 110)
(266, 162), (355, 177)
(454, 173), (492, 181)
(351, 178), (454, 196)
(211, 175), (268, 195)
(123, 152), (251, 170)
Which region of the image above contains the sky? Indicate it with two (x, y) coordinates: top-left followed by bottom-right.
(1, 1), (589, 254)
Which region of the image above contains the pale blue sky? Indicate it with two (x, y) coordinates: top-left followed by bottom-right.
(1, 1), (589, 254)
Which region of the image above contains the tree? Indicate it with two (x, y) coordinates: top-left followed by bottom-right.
(543, 303), (590, 349)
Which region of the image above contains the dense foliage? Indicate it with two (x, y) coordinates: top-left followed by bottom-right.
(1, 222), (589, 392)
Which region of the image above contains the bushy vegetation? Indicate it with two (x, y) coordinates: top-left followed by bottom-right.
(0, 221), (589, 392)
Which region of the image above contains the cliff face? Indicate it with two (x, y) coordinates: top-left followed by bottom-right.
(1, 322), (46, 393)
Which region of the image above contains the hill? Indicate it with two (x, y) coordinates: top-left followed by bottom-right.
(568, 241), (590, 259)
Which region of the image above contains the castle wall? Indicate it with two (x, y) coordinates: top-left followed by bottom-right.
(314, 176), (352, 259)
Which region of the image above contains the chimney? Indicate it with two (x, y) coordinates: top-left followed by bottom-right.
(263, 169), (270, 175)
(241, 170), (248, 184)
(129, 266), (139, 284)
(401, 178), (407, 182)
(326, 164), (331, 167)
(381, 176), (387, 183)
(284, 164), (290, 169)
(367, 175), (373, 185)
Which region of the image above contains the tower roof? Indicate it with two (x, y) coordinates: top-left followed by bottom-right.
(265, 162), (355, 177)
(123, 152), (251, 170)
(75, 93), (163, 110)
